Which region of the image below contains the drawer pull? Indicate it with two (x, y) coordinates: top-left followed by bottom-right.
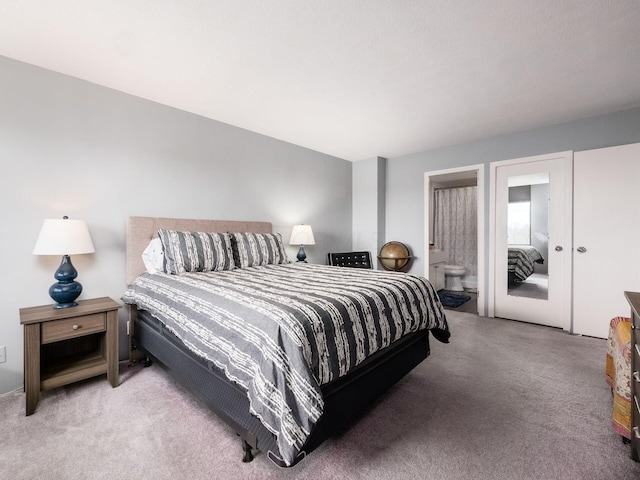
(72, 324), (80, 330)
(634, 427), (640, 439)
(635, 371), (640, 383)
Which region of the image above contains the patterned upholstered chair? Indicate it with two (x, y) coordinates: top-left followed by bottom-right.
(327, 251), (372, 269)
(606, 316), (632, 442)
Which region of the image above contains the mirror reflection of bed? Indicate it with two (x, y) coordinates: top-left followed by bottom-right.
(507, 175), (549, 300)
(507, 238), (549, 300)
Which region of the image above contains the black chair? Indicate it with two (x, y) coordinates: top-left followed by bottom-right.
(327, 251), (373, 269)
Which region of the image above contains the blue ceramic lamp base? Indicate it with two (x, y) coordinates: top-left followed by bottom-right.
(49, 255), (82, 308)
(296, 245), (308, 263)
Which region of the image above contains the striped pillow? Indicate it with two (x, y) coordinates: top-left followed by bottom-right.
(231, 232), (289, 268)
(158, 229), (235, 274)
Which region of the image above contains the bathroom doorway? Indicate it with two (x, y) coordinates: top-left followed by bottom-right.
(424, 165), (485, 316)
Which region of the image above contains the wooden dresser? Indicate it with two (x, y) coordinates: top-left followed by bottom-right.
(624, 291), (640, 461)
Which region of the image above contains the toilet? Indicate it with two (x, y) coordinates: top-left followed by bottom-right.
(444, 264), (466, 292)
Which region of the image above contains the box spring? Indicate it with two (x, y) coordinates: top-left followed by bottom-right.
(132, 308), (431, 467)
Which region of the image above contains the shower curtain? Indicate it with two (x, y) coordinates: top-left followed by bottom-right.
(434, 186), (477, 277)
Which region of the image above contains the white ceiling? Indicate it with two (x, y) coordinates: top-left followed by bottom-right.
(1, 1), (639, 161)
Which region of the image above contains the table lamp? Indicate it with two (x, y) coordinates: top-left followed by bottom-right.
(289, 224), (315, 263)
(33, 216), (95, 308)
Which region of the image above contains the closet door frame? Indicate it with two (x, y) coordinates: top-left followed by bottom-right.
(488, 151), (573, 330)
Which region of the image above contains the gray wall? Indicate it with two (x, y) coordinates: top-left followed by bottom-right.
(0, 56), (352, 394)
(384, 107), (640, 311)
(352, 156), (386, 268)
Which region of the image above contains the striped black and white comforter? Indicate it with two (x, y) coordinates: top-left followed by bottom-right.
(508, 245), (544, 281)
(122, 263), (449, 466)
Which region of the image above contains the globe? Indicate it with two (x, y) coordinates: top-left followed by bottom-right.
(378, 241), (411, 271)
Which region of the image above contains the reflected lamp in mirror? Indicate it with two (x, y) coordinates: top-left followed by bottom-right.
(33, 216), (95, 308)
(289, 225), (315, 263)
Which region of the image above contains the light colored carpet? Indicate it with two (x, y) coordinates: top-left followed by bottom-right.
(1, 311), (639, 480)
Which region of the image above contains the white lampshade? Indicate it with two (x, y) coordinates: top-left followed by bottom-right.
(33, 218), (95, 255)
(289, 224), (315, 245)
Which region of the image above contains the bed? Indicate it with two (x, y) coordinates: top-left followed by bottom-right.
(508, 245), (544, 283)
(123, 216), (450, 467)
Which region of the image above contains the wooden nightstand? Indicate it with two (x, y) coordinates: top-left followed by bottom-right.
(19, 296), (121, 416)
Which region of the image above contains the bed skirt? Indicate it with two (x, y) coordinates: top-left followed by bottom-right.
(132, 308), (433, 466)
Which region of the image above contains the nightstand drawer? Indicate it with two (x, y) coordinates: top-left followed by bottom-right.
(42, 313), (105, 344)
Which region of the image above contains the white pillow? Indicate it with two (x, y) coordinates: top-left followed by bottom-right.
(142, 237), (164, 274)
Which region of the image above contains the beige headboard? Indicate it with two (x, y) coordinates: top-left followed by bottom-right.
(126, 216), (273, 285)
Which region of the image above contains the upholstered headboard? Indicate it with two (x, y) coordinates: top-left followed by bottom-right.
(126, 216), (272, 285)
